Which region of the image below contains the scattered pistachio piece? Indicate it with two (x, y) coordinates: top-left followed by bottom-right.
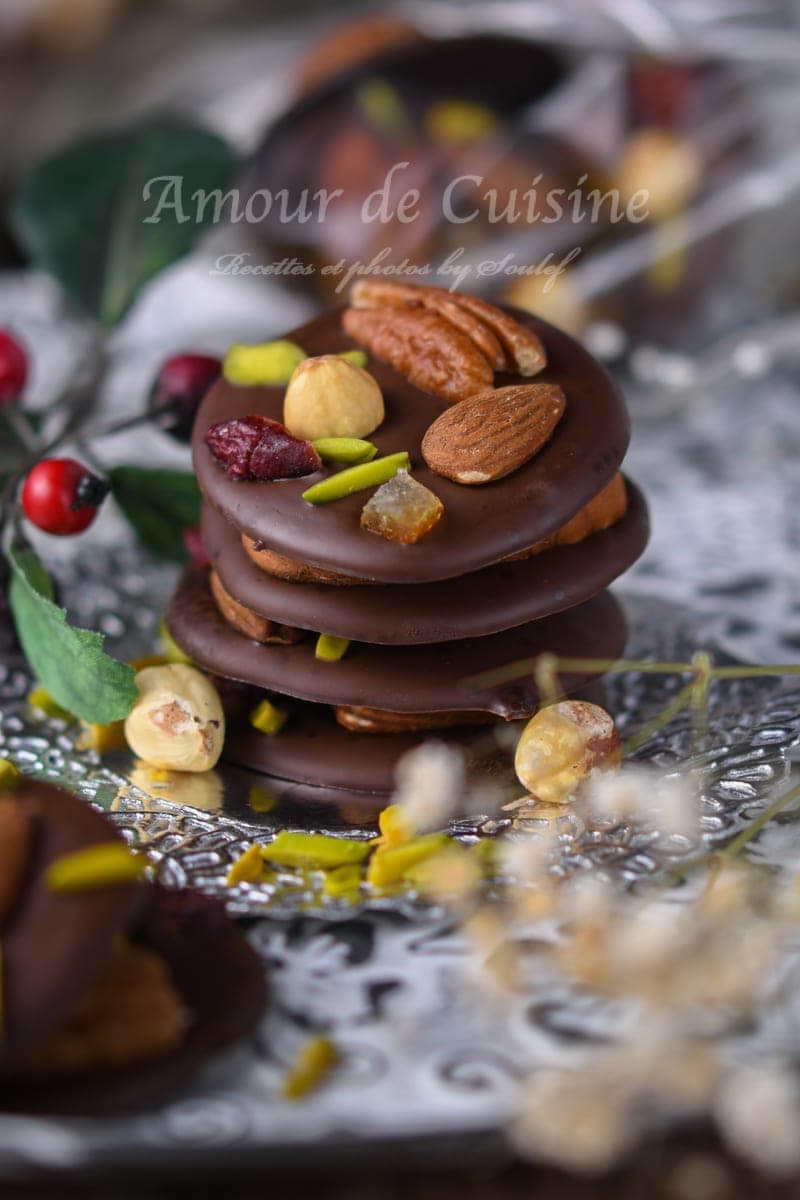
(355, 78), (408, 137)
(128, 653), (170, 672)
(144, 767), (171, 784)
(46, 842), (147, 893)
(424, 99), (497, 145)
(367, 833), (452, 889)
(28, 685), (71, 720)
(322, 863), (364, 901)
(312, 438), (377, 465)
(371, 803), (415, 848)
(223, 339), (306, 386)
(262, 831), (370, 870)
(315, 634), (350, 662)
(159, 620), (192, 665)
(248, 785), (277, 813)
(250, 698), (288, 736)
(302, 452), (410, 505)
(76, 720), (127, 754)
(226, 843), (264, 887)
(0, 758), (20, 789)
(282, 1035), (338, 1100)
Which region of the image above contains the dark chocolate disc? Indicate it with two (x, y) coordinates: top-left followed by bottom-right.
(202, 479), (648, 644)
(225, 700), (519, 798)
(193, 308), (630, 584)
(0, 782), (144, 1068)
(0, 888), (266, 1115)
(167, 569), (628, 718)
(224, 676), (612, 802)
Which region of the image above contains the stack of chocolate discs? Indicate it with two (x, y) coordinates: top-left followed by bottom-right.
(168, 283), (649, 811)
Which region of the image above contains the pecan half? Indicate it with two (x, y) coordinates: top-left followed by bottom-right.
(351, 279), (506, 369)
(342, 306), (493, 403)
(447, 290), (547, 376)
(350, 280), (546, 376)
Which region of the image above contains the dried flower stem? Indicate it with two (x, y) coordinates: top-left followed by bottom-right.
(718, 778), (800, 863)
(533, 652), (564, 706)
(621, 680), (697, 755)
(469, 655), (800, 691)
(690, 651), (713, 752)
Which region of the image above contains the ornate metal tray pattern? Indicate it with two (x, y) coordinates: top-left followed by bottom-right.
(1, 540), (800, 1175)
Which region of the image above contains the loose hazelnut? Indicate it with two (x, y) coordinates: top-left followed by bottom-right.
(124, 664), (224, 772)
(514, 700), (621, 804)
(283, 355), (384, 442)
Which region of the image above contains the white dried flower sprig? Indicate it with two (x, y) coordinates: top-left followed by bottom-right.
(714, 1065), (800, 1176)
(391, 741), (467, 832)
(584, 765), (700, 840)
(510, 1035), (800, 1179)
(490, 780), (800, 1175)
(510, 1033), (719, 1175)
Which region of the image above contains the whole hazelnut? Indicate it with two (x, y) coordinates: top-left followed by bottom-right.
(514, 700), (621, 805)
(124, 663), (225, 772)
(283, 355), (384, 442)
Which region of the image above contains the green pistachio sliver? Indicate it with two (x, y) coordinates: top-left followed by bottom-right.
(46, 843), (148, 893)
(315, 634), (350, 662)
(312, 438), (378, 465)
(338, 349), (368, 368)
(261, 831), (370, 869)
(302, 452), (410, 505)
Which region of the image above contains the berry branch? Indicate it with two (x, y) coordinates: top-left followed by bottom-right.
(0, 327), (217, 723)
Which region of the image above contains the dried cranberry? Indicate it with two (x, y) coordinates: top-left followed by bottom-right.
(205, 415), (321, 481)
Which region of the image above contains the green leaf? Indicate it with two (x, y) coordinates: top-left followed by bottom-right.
(109, 467), (201, 562)
(11, 117), (240, 326)
(8, 544), (138, 724)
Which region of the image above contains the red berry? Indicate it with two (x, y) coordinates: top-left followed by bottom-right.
(148, 353), (221, 442)
(206, 415), (322, 481)
(0, 329), (28, 407)
(21, 458), (109, 536)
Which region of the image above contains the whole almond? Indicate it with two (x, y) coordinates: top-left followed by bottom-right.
(421, 382), (566, 485)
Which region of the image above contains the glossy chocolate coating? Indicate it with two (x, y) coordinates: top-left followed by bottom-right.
(168, 568), (627, 718)
(202, 479), (648, 644)
(225, 699), (519, 797)
(0, 889), (266, 1115)
(193, 308), (630, 584)
(0, 783), (144, 1069)
(224, 679), (610, 801)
